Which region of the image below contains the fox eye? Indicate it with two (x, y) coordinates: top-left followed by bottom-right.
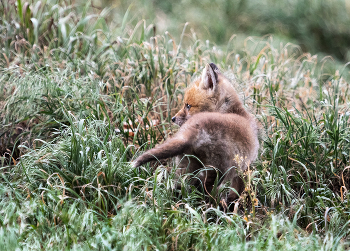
(185, 103), (191, 110)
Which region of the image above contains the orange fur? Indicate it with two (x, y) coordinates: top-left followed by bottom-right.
(133, 63), (259, 203)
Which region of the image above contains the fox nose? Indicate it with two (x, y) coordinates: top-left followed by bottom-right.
(172, 116), (176, 123)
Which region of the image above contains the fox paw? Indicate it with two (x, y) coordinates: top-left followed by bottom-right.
(131, 160), (140, 168)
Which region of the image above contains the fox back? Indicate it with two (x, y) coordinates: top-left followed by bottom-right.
(134, 63), (259, 203)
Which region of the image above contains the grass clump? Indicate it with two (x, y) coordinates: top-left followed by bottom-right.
(0, 1), (350, 250)
(113, 0), (350, 61)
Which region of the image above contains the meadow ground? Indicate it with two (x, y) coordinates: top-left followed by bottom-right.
(0, 1), (350, 250)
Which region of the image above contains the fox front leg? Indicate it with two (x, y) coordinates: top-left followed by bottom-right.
(132, 137), (191, 168)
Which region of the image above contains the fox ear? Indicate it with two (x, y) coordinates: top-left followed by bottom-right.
(200, 63), (220, 90)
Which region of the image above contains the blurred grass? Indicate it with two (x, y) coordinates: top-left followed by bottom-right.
(98, 0), (350, 62)
(0, 0), (350, 250)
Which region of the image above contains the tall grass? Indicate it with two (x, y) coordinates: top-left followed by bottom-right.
(116, 0), (350, 61)
(0, 0), (349, 250)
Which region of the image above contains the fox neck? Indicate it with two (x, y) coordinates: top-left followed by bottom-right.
(217, 92), (249, 118)
(228, 101), (250, 118)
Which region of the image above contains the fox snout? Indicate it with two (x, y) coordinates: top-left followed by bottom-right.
(171, 115), (184, 126)
(171, 112), (188, 126)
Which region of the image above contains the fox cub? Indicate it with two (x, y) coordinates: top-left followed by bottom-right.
(133, 63), (259, 202)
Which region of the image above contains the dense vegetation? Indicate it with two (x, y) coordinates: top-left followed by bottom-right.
(0, 0), (349, 250)
(101, 0), (350, 62)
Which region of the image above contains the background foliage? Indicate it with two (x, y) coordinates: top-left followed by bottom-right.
(99, 0), (350, 62)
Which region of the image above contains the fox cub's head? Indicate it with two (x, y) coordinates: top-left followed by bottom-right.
(172, 63), (242, 126)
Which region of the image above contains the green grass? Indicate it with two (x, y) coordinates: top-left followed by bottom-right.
(0, 0), (350, 250)
(98, 0), (350, 62)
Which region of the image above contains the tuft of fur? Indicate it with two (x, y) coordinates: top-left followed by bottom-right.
(133, 63), (259, 203)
